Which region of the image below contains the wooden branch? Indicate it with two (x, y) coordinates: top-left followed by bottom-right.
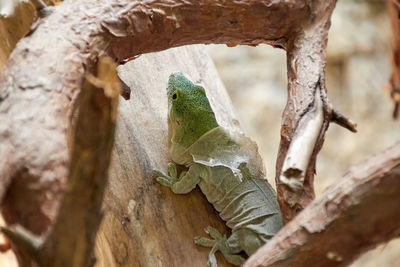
(274, 1), (357, 223)
(40, 57), (119, 267)
(387, 0), (400, 119)
(245, 142), (400, 267)
(2, 57), (120, 266)
(331, 109), (357, 133)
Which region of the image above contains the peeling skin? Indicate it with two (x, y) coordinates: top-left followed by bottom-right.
(280, 85), (324, 193)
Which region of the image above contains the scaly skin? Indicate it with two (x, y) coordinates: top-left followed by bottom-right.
(154, 73), (283, 266)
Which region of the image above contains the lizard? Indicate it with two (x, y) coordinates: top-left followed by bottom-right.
(153, 72), (283, 266)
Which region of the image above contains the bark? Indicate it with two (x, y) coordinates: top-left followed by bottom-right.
(387, 0), (400, 119)
(275, 0), (358, 223)
(2, 57), (119, 267)
(40, 57), (119, 267)
(245, 142), (400, 267)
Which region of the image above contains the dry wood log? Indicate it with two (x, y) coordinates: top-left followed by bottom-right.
(387, 0), (400, 119)
(245, 142), (400, 267)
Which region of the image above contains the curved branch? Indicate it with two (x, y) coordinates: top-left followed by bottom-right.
(275, 1), (356, 222)
(245, 142), (400, 267)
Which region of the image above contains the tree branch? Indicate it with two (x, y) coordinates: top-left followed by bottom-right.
(2, 57), (120, 266)
(331, 109), (357, 133)
(245, 142), (400, 267)
(275, 1), (356, 223)
(40, 57), (119, 267)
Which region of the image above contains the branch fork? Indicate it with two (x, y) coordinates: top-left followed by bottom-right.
(275, 2), (358, 223)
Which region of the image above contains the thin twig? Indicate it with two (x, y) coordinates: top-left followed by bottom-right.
(331, 109), (357, 133)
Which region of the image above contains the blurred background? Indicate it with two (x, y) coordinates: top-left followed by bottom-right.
(208, 0), (400, 266)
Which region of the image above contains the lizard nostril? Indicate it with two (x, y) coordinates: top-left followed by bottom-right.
(172, 93), (177, 100)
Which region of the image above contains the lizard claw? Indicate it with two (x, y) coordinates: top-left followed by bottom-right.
(195, 226), (245, 266)
(205, 226), (225, 240)
(194, 236), (216, 247)
(153, 169), (166, 178)
(153, 165), (178, 188)
(156, 176), (173, 187)
(167, 163), (178, 179)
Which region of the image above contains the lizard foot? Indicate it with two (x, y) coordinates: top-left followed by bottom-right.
(194, 226), (245, 267)
(153, 163), (180, 188)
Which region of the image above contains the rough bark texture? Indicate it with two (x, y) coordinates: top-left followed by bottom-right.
(39, 57), (120, 267)
(2, 57), (120, 267)
(388, 0), (400, 118)
(245, 142), (400, 267)
(275, 1), (341, 223)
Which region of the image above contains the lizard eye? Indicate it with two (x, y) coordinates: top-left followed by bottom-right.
(172, 93), (177, 100)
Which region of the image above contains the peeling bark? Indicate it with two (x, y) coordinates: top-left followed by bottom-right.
(275, 1), (357, 223)
(245, 142), (400, 267)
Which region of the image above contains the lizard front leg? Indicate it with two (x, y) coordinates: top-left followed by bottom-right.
(154, 163), (203, 194)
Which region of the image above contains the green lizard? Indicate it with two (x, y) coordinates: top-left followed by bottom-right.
(154, 73), (283, 266)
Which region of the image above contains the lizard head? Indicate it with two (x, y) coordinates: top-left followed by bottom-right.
(167, 72), (218, 153)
